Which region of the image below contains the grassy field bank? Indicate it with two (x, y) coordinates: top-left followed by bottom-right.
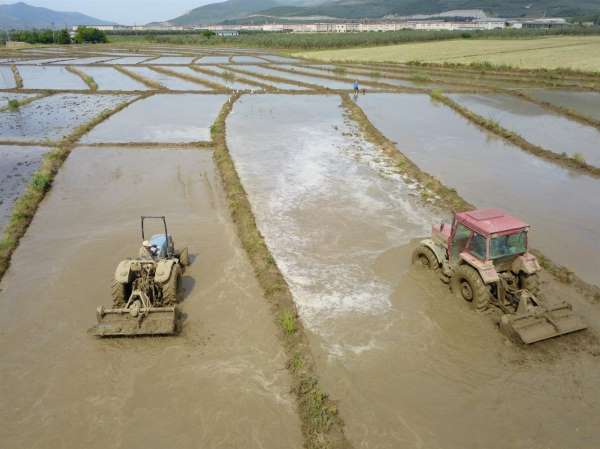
(297, 36), (600, 71)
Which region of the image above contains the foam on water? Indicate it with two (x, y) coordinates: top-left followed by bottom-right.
(227, 95), (435, 347)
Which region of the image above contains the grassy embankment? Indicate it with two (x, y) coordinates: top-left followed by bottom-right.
(65, 66), (98, 91)
(0, 95), (149, 280)
(211, 94), (351, 449)
(296, 36), (600, 73)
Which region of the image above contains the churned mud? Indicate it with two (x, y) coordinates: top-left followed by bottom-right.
(77, 66), (149, 91)
(0, 93), (137, 142)
(18, 65), (89, 90)
(526, 89), (600, 121)
(81, 94), (228, 143)
(0, 148), (303, 449)
(0, 145), (48, 233)
(356, 93), (600, 286)
(0, 93), (35, 105)
(448, 93), (600, 167)
(226, 93), (600, 449)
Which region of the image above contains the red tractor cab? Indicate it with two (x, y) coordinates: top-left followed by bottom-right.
(413, 208), (586, 344)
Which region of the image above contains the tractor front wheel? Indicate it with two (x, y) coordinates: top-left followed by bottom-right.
(412, 245), (439, 271)
(451, 265), (490, 311)
(162, 264), (182, 306)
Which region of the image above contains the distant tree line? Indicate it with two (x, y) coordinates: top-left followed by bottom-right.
(4, 27), (107, 45)
(108, 26), (600, 50)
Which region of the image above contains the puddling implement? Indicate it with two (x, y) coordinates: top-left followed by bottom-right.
(91, 216), (189, 337)
(413, 208), (586, 344)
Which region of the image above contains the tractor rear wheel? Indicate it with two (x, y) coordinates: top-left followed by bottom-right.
(451, 265), (490, 311)
(162, 264), (181, 306)
(521, 273), (541, 296)
(111, 280), (128, 308)
(412, 245), (439, 271)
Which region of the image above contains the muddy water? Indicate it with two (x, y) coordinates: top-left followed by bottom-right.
(0, 145), (48, 232)
(226, 93), (431, 337)
(126, 66), (210, 91)
(77, 66), (149, 91)
(227, 94), (600, 449)
(357, 93), (600, 285)
(0, 148), (303, 449)
(195, 56), (231, 64)
(234, 65), (353, 89)
(109, 56), (153, 65)
(150, 56), (195, 65)
(166, 66), (258, 90)
(449, 93), (600, 167)
(0, 93), (136, 142)
(81, 94), (227, 143)
(18, 65), (88, 90)
(231, 56), (267, 64)
(208, 66), (307, 91)
(0, 93), (35, 104)
(0, 66), (16, 89)
(526, 89), (600, 121)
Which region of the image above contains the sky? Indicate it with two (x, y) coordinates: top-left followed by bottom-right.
(8, 0), (217, 24)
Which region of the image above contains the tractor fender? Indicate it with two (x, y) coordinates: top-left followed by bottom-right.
(155, 259), (176, 283)
(459, 252), (499, 284)
(420, 239), (446, 266)
(115, 260), (133, 284)
(512, 253), (541, 275)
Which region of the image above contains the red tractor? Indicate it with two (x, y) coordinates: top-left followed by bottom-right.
(413, 208), (586, 343)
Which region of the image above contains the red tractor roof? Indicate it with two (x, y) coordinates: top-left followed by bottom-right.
(456, 208), (529, 237)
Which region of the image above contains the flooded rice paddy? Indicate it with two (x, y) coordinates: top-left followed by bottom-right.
(448, 93), (600, 166)
(526, 89), (600, 121)
(356, 93), (600, 285)
(81, 94), (227, 143)
(1, 45), (600, 449)
(0, 145), (48, 232)
(0, 148), (302, 449)
(0, 93), (136, 142)
(227, 94), (600, 449)
(18, 65), (89, 90)
(126, 66), (210, 91)
(77, 66), (149, 91)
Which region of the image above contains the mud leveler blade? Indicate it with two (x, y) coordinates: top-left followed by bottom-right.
(500, 303), (587, 344)
(92, 305), (177, 337)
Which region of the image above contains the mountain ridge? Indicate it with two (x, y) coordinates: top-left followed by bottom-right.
(0, 2), (113, 29)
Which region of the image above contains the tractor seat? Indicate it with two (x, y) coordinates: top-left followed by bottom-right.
(149, 234), (168, 258)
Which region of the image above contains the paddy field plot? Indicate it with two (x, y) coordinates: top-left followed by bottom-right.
(77, 66), (149, 91)
(125, 66), (210, 91)
(0, 147), (302, 449)
(19, 65), (88, 90)
(0, 66), (16, 89)
(526, 89), (600, 121)
(81, 94), (228, 143)
(0, 93), (136, 143)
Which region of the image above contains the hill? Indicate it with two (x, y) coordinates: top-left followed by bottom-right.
(258, 0), (600, 20)
(0, 2), (113, 29)
(166, 0), (600, 25)
(167, 0), (281, 26)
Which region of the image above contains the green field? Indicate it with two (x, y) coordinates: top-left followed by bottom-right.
(296, 36), (600, 71)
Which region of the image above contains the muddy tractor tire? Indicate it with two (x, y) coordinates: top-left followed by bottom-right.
(451, 265), (490, 311)
(520, 273), (541, 296)
(111, 279), (128, 308)
(162, 264), (182, 306)
(412, 245), (439, 271)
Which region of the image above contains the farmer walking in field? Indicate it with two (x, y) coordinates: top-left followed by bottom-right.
(353, 80), (359, 94)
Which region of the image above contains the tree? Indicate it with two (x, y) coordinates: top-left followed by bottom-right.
(74, 27), (107, 44)
(55, 29), (71, 44)
(202, 30), (215, 39)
